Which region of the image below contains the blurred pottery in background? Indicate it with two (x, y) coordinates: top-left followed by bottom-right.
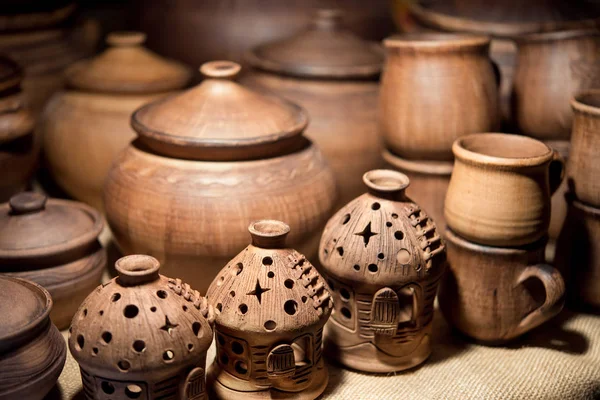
(40, 31), (191, 212)
(104, 61), (337, 294)
(379, 33), (499, 161)
(0, 192), (105, 329)
(243, 9), (384, 207)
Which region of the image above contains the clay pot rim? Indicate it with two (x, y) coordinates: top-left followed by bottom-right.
(453, 133), (553, 168)
(445, 228), (547, 255)
(382, 148), (454, 175)
(384, 33), (490, 51)
(572, 90), (600, 117)
(363, 169), (410, 193)
(512, 29), (600, 44)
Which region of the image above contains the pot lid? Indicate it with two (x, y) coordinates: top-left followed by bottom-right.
(0, 276), (51, 353)
(132, 60), (309, 161)
(0, 192), (104, 261)
(246, 9), (383, 79)
(0, 54), (21, 93)
(65, 31), (192, 94)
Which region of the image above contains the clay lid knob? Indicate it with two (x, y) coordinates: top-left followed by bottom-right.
(115, 255), (160, 286)
(106, 31), (147, 47)
(200, 61), (242, 80)
(249, 220), (290, 249)
(9, 192), (47, 215)
(363, 169), (410, 200)
(313, 9), (344, 30)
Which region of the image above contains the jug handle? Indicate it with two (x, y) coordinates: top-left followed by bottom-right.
(549, 150), (566, 195)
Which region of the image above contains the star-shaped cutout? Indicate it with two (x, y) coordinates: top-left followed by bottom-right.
(355, 222), (378, 247)
(247, 279), (270, 304)
(160, 315), (178, 335)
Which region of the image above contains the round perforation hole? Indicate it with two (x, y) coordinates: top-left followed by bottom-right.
(378, 253), (385, 260)
(192, 321), (202, 337)
(284, 279), (294, 289)
(118, 360), (131, 371)
(156, 290), (168, 299)
(284, 300), (298, 315)
(302, 296), (308, 303)
(133, 340), (146, 353)
(101, 331), (112, 344)
(232, 262), (243, 275)
(76, 334), (85, 351)
(111, 293), (121, 302)
(220, 353), (229, 365)
(239, 304), (248, 314)
(395, 231), (404, 240)
(392, 213), (398, 219)
(188, 343), (194, 351)
(125, 384), (142, 399)
(99, 310), (104, 316)
(342, 214), (351, 224)
(267, 271), (275, 278)
(264, 320), (277, 331)
(216, 276), (225, 286)
(386, 221), (392, 227)
(235, 360), (248, 375)
(262, 256), (273, 266)
(371, 202), (381, 210)
(101, 381), (115, 394)
(216, 303), (223, 312)
(217, 334), (225, 346)
(150, 306), (157, 312)
(182, 305), (188, 311)
(341, 307), (352, 319)
(230, 291), (236, 298)
(124, 305), (139, 318)
(163, 350), (175, 362)
(92, 347), (99, 356)
(353, 264), (360, 271)
(232, 341), (244, 355)
(340, 288), (351, 301)
(368, 264), (378, 273)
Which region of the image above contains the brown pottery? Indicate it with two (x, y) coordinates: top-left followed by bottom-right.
(0, 276), (66, 400)
(40, 31), (191, 212)
(439, 229), (565, 343)
(445, 133), (565, 247)
(379, 33), (499, 161)
(512, 30), (600, 142)
(0, 55), (38, 202)
(104, 61), (337, 294)
(0, 192), (105, 329)
(319, 170), (446, 373)
(243, 9), (385, 207)
(69, 254), (215, 400)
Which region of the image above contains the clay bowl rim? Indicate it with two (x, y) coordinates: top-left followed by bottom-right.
(445, 228), (548, 256)
(512, 29), (600, 44)
(363, 169), (410, 193)
(572, 90), (600, 117)
(452, 133), (553, 168)
(384, 32), (490, 51)
(248, 219), (291, 239)
(382, 148), (454, 176)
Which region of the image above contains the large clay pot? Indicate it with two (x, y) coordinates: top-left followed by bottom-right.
(40, 31), (191, 212)
(132, 0), (394, 67)
(379, 33), (499, 161)
(104, 61), (337, 294)
(242, 9), (384, 207)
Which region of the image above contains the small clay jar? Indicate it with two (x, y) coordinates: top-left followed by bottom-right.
(379, 33), (499, 161)
(0, 275), (66, 400)
(512, 30), (600, 143)
(69, 254), (215, 400)
(243, 9), (384, 206)
(319, 170), (447, 373)
(0, 192), (105, 329)
(206, 220), (332, 399)
(0, 55), (38, 202)
(104, 61), (337, 294)
(40, 31), (191, 211)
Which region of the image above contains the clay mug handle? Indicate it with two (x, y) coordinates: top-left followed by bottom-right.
(510, 263), (565, 338)
(549, 150), (566, 195)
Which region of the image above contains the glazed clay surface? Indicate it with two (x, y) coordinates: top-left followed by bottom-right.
(439, 229), (565, 343)
(319, 170), (446, 373)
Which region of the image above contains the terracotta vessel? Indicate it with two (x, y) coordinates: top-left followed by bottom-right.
(379, 33), (499, 161)
(0, 275), (66, 399)
(0, 192), (105, 329)
(132, 0), (394, 67)
(69, 254), (215, 400)
(319, 170), (446, 373)
(242, 9), (384, 207)
(445, 133), (565, 247)
(0, 55), (38, 202)
(567, 91), (600, 207)
(439, 229), (565, 343)
(512, 30), (600, 142)
(40, 31), (191, 211)
(555, 196), (600, 309)
(104, 61), (337, 294)
(206, 220), (332, 399)
(383, 149), (452, 232)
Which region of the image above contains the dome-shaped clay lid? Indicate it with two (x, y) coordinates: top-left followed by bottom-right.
(0, 192), (103, 263)
(246, 9), (383, 79)
(69, 255), (214, 376)
(131, 60), (309, 160)
(319, 170), (446, 287)
(206, 220), (332, 334)
(65, 31), (192, 94)
(0, 276), (52, 353)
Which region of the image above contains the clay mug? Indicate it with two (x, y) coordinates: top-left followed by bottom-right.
(567, 90), (600, 207)
(445, 133), (565, 247)
(438, 228), (565, 343)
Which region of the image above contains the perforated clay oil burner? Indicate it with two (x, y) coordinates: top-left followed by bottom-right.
(68, 255), (215, 400)
(319, 169), (447, 373)
(206, 220), (332, 400)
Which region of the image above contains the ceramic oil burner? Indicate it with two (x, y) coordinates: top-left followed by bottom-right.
(206, 220), (332, 399)
(567, 91), (600, 207)
(0, 276), (66, 400)
(40, 31), (191, 211)
(0, 55), (38, 202)
(445, 133), (565, 247)
(243, 9), (384, 206)
(512, 30), (600, 142)
(439, 228), (565, 343)
(104, 61), (337, 294)
(379, 33), (499, 161)
(555, 197), (600, 309)
(319, 170), (446, 373)
(0, 192), (105, 329)
(383, 149), (452, 232)
(69, 254), (215, 400)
